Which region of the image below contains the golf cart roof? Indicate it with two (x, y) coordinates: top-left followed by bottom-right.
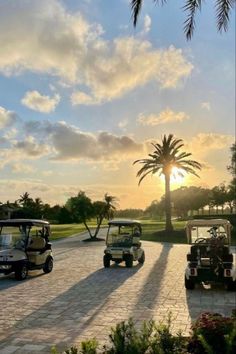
(108, 219), (141, 227)
(186, 219), (231, 227)
(0, 219), (50, 227)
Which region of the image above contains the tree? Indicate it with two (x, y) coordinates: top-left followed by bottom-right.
(170, 186), (211, 217)
(18, 192), (32, 207)
(65, 191), (117, 239)
(227, 143), (236, 176)
(226, 178), (236, 213)
(210, 183), (228, 214)
(144, 199), (164, 220)
(134, 134), (201, 231)
(131, 0), (235, 40)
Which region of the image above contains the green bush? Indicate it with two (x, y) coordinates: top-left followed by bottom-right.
(52, 312), (236, 354)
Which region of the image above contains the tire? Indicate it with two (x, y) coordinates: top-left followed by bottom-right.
(227, 280), (236, 291)
(138, 251), (145, 264)
(15, 264), (28, 280)
(125, 255), (133, 268)
(185, 275), (195, 290)
(43, 257), (53, 274)
(103, 255), (110, 268)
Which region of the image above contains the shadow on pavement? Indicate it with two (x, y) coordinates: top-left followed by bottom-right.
(0, 263), (142, 351)
(133, 243), (173, 315)
(185, 281), (236, 323)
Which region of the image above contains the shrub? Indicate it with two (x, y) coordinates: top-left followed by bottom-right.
(52, 312), (236, 354)
(188, 312), (236, 354)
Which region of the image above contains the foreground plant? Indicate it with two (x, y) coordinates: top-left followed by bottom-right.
(52, 311), (236, 354)
(188, 312), (236, 354)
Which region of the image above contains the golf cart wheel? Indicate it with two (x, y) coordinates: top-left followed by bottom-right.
(185, 275), (195, 290)
(138, 251), (145, 264)
(125, 255), (133, 268)
(43, 257), (53, 274)
(15, 264), (28, 280)
(103, 255), (110, 268)
(226, 280), (236, 291)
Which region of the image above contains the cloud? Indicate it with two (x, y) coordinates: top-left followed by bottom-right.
(21, 119), (144, 162)
(21, 90), (60, 113)
(138, 108), (190, 126)
(0, 106), (17, 129)
(201, 102), (211, 111)
(0, 0), (193, 104)
(118, 119), (128, 129)
(190, 133), (234, 153)
(50, 122), (143, 161)
(4, 128), (18, 139)
(0, 135), (50, 169)
(11, 163), (36, 174)
(71, 91), (98, 105)
(142, 15), (151, 34)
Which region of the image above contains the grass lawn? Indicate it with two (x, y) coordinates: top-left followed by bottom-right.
(141, 220), (187, 244)
(50, 220), (235, 245)
(50, 220), (106, 240)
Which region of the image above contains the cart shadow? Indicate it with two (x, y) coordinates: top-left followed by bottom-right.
(185, 280), (236, 323)
(0, 271), (45, 291)
(0, 264), (142, 351)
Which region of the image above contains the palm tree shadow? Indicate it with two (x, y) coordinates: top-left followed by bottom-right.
(0, 265), (141, 350)
(132, 243), (173, 320)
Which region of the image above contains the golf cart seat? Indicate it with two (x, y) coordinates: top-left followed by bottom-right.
(27, 237), (46, 251)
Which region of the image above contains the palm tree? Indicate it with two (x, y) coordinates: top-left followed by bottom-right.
(19, 192), (32, 206)
(104, 193), (118, 220)
(131, 0), (235, 40)
(133, 134), (202, 231)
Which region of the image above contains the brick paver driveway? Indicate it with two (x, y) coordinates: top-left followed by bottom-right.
(0, 231), (235, 354)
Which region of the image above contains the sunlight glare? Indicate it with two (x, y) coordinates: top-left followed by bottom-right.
(159, 167), (185, 185)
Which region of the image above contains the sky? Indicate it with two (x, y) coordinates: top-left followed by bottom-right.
(0, 0), (235, 209)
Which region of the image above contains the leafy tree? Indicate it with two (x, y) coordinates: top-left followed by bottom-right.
(170, 186), (211, 217)
(131, 0), (235, 40)
(134, 134), (201, 231)
(226, 178), (236, 213)
(144, 199), (164, 219)
(211, 183), (228, 214)
(114, 208), (144, 218)
(66, 191), (116, 239)
(227, 142), (236, 176)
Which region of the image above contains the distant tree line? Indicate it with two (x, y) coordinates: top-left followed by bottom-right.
(0, 181), (234, 224)
(144, 183), (235, 219)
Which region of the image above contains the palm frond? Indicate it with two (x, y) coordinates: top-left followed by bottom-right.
(216, 0), (234, 32)
(183, 0), (202, 40)
(131, 0), (143, 27)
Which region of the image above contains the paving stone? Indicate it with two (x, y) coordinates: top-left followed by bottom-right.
(0, 346), (20, 354)
(0, 234), (236, 353)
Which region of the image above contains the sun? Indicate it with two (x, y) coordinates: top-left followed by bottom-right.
(170, 167), (185, 184)
(159, 167), (185, 185)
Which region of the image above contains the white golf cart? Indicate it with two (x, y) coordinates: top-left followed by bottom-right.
(185, 219), (236, 290)
(0, 219), (53, 280)
(103, 220), (145, 268)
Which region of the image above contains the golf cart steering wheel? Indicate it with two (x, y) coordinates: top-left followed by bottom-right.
(195, 237), (207, 244)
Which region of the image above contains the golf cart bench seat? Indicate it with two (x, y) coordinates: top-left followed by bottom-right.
(27, 238), (46, 252)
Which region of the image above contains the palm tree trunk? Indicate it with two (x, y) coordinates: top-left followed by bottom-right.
(164, 174), (173, 232)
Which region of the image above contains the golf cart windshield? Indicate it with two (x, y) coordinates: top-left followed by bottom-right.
(107, 225), (134, 247)
(185, 219), (232, 244)
(0, 225), (29, 250)
(107, 224), (141, 247)
(190, 225), (227, 243)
